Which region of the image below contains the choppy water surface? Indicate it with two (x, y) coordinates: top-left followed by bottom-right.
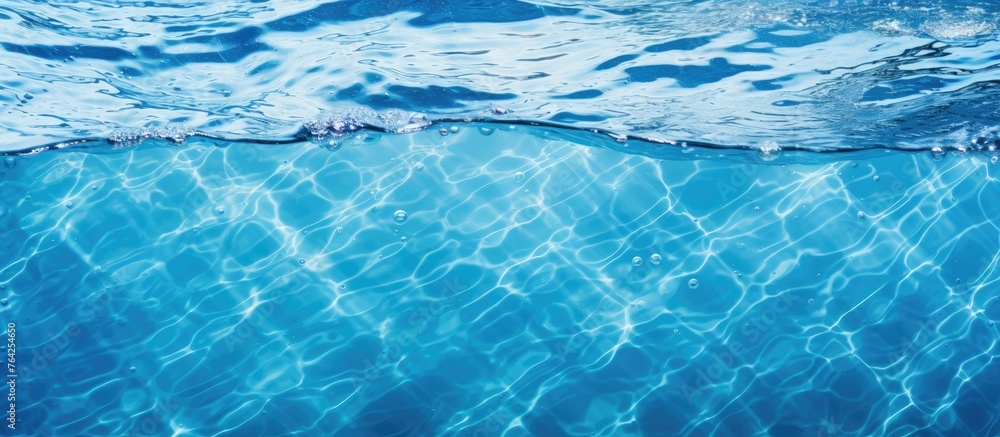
(1, 1), (1000, 436)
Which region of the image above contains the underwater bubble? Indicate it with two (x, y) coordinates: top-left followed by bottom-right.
(673, 328), (681, 334)
(0, 299), (7, 306)
(439, 128), (449, 136)
(335, 227), (344, 234)
(650, 254), (662, 265)
(515, 172), (524, 181)
(754, 206), (761, 211)
(129, 366), (137, 373)
(298, 258), (305, 265)
(400, 236), (407, 242)
(414, 162), (425, 171)
(524, 189), (529, 194)
(688, 278), (699, 289)
(992, 156), (998, 165)
(850, 162), (858, 168)
(808, 299), (815, 304)
(989, 321), (995, 327)
(873, 175), (880, 182)
(339, 284), (346, 289)
(492, 106), (509, 115)
(393, 210), (408, 224)
(857, 211), (865, 219)
(756, 141), (780, 161)
(65, 201), (74, 208)
(449, 126), (459, 133)
(931, 147), (945, 161)
(2, 157), (14, 169)
(478, 127), (495, 136)
(632, 256), (642, 266)
(215, 206), (225, 214)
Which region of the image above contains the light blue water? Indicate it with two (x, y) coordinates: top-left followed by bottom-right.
(1, 1), (1000, 436)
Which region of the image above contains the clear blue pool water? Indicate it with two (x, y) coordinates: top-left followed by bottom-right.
(2, 1), (1000, 436)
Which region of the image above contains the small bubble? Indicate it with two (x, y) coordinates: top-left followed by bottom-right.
(858, 211), (865, 219)
(515, 171), (524, 181)
(930, 147), (945, 161)
(989, 321), (995, 327)
(414, 162), (425, 171)
(65, 201), (74, 208)
(524, 189), (529, 194)
(129, 366), (137, 373)
(673, 328), (680, 334)
(298, 258), (305, 265)
(754, 206), (761, 211)
(873, 175), (880, 182)
(450, 126), (459, 133)
(336, 227), (344, 234)
(400, 236), (408, 242)
(850, 162), (858, 168)
(992, 156), (999, 165)
(91, 185), (98, 190)
(688, 278), (699, 289)
(439, 128), (449, 136)
(339, 284), (346, 289)
(393, 210), (408, 224)
(808, 299), (815, 304)
(632, 256), (642, 267)
(2, 157), (14, 169)
(478, 127), (495, 136)
(351, 237), (357, 242)
(650, 254), (662, 265)
(215, 206), (225, 214)
(0, 299), (7, 306)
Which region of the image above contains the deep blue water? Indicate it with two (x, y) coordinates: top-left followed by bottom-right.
(2, 1), (1000, 436)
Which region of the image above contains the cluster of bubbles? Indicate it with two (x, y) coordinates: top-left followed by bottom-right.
(106, 123), (195, 147)
(301, 108), (432, 142)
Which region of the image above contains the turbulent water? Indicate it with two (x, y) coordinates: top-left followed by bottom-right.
(2, 1), (1000, 436)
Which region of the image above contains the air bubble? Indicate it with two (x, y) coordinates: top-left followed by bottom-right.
(858, 211), (865, 219)
(336, 227), (344, 234)
(400, 236), (407, 242)
(673, 328), (681, 334)
(632, 256), (642, 267)
(129, 366), (137, 373)
(2, 157), (14, 169)
(873, 175), (880, 182)
(930, 147), (945, 161)
(808, 299), (815, 304)
(339, 284), (346, 289)
(215, 206), (225, 214)
(850, 162), (858, 168)
(688, 278), (699, 289)
(65, 201), (74, 208)
(478, 127), (495, 136)
(756, 141), (780, 161)
(515, 172), (524, 181)
(439, 128), (449, 136)
(650, 254), (662, 265)
(0, 299), (7, 306)
(990, 321), (995, 327)
(449, 126), (458, 133)
(298, 258), (305, 265)
(754, 206), (761, 211)
(414, 162), (425, 171)
(393, 210), (408, 224)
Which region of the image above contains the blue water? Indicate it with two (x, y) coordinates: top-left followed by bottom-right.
(2, 1), (1000, 436)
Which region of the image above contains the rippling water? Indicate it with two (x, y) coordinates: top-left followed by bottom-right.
(2, 1), (1000, 436)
